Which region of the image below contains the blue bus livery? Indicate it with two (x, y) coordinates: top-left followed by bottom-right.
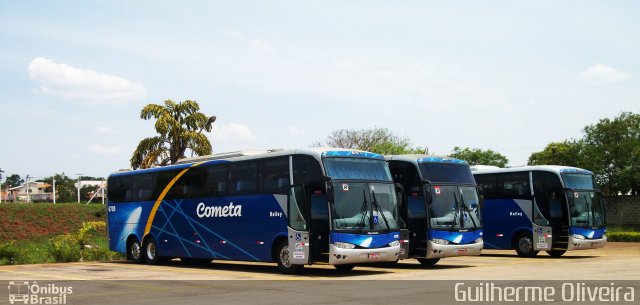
(107, 148), (402, 273)
(386, 155), (483, 266)
(472, 165), (606, 257)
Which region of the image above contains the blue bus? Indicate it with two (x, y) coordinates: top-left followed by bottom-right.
(472, 166), (607, 257)
(107, 148), (402, 273)
(386, 155), (483, 265)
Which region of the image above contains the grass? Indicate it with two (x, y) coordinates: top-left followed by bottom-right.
(607, 225), (640, 242)
(0, 203), (122, 265)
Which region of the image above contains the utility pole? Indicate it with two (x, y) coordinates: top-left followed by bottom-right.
(26, 175), (30, 203)
(76, 173), (83, 203)
(52, 177), (56, 204)
(101, 178), (105, 205)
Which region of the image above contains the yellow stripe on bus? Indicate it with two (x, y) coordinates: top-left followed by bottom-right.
(143, 161), (207, 239)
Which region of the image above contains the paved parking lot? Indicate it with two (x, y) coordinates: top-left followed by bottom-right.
(1, 243), (638, 281)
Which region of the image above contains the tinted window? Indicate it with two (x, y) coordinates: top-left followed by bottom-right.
(497, 172), (531, 199)
(205, 165), (228, 196)
(173, 167), (208, 199)
(562, 174), (597, 190)
(323, 158), (392, 181)
(419, 163), (475, 184)
(474, 174), (497, 198)
(259, 157), (290, 194)
(154, 170), (178, 199)
(134, 174), (155, 201)
(108, 176), (133, 203)
(293, 155), (323, 189)
(231, 162), (257, 194)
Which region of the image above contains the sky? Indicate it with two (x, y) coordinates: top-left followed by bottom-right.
(1, 1), (639, 180)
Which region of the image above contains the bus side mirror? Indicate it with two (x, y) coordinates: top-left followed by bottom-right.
(326, 183), (334, 203)
(394, 183), (404, 194)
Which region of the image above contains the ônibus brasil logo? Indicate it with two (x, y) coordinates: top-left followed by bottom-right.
(196, 202), (242, 218)
(7, 281), (73, 304)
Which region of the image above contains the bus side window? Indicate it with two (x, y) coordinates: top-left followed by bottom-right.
(134, 174), (155, 202)
(231, 161), (257, 194)
(474, 174), (497, 199)
(497, 173), (531, 199)
(259, 157), (290, 194)
(205, 165), (228, 197)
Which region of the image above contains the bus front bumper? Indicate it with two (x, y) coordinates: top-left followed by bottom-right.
(425, 241), (483, 259)
(567, 235), (607, 250)
(329, 244), (400, 265)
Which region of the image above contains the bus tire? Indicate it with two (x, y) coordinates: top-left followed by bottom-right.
(417, 258), (440, 266)
(546, 250), (566, 257)
(334, 264), (356, 272)
(127, 237), (144, 264)
(275, 240), (303, 274)
(143, 237), (161, 265)
(515, 233), (538, 258)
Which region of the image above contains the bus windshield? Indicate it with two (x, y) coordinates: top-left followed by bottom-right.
(428, 185), (482, 230)
(324, 157), (392, 181)
(569, 191), (606, 227)
(419, 163), (475, 184)
(330, 182), (401, 232)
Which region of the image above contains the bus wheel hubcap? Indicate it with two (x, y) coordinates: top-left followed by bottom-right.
(520, 237), (532, 253)
(147, 243), (156, 260)
(280, 246), (291, 267)
(131, 242), (141, 259)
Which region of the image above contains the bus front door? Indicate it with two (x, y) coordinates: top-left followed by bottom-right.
(287, 185), (310, 265)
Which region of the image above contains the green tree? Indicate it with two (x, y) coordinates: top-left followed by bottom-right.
(582, 112), (640, 195)
(313, 127), (425, 155)
(449, 146), (509, 167)
(527, 140), (585, 167)
(2, 174), (23, 188)
(43, 173), (76, 203)
(130, 99), (215, 169)
(0, 168), (4, 182)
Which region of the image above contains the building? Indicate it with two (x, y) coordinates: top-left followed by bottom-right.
(7, 182), (52, 202)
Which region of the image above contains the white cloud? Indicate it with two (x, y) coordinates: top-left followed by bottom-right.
(578, 63), (631, 84)
(287, 126), (304, 135)
(96, 126), (113, 134)
(212, 123), (257, 141)
(88, 144), (122, 155)
(28, 57), (146, 105)
(222, 29), (275, 53)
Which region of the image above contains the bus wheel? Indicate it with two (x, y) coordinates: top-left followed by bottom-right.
(334, 264), (355, 272)
(276, 240), (303, 274)
(546, 250), (566, 257)
(515, 233), (538, 258)
(143, 237), (161, 265)
(127, 238), (144, 264)
(417, 258), (440, 266)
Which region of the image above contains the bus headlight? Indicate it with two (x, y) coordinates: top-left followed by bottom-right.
(388, 240), (400, 247)
(431, 238), (450, 245)
(475, 238), (483, 243)
(572, 234), (585, 240)
(333, 242), (356, 249)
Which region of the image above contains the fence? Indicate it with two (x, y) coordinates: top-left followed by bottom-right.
(605, 195), (640, 226)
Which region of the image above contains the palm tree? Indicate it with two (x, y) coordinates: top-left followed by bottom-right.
(130, 99), (216, 169)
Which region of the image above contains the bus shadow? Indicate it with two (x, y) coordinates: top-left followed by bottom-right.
(364, 262), (474, 270)
(113, 260), (392, 277)
(481, 254), (598, 259)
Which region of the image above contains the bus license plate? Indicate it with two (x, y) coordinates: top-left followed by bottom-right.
(458, 249), (468, 255)
(591, 242), (599, 248)
(368, 253), (380, 259)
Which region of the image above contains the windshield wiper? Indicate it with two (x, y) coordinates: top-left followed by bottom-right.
(583, 194), (595, 226)
(357, 189), (370, 231)
(450, 193), (461, 231)
(460, 190), (478, 230)
(371, 190), (391, 232)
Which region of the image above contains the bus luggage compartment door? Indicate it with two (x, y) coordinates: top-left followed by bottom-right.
(287, 228), (310, 265)
(533, 224), (552, 251)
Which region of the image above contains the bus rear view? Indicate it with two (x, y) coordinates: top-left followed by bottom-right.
(472, 166), (606, 257)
